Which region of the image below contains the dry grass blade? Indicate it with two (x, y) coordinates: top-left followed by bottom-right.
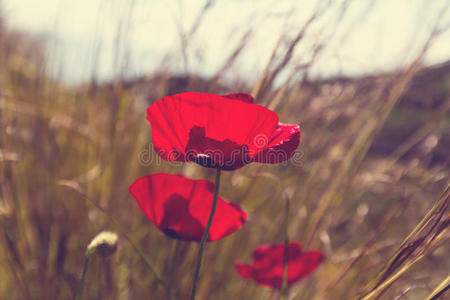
(358, 185), (450, 298)
(426, 275), (450, 300)
(256, 3), (330, 100)
(303, 15), (448, 248)
(209, 29), (253, 88)
(251, 37), (282, 100)
(322, 203), (403, 296)
(361, 227), (449, 300)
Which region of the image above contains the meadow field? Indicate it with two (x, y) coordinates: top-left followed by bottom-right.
(0, 2), (449, 299)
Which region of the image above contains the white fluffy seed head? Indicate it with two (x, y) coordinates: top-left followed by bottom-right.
(87, 231), (119, 257)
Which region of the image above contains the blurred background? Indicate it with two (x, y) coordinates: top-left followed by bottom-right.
(0, 0), (449, 299)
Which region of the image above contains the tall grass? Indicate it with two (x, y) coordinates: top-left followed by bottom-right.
(0, 2), (449, 299)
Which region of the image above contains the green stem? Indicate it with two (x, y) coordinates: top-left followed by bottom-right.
(190, 168), (222, 300)
(75, 252), (91, 300)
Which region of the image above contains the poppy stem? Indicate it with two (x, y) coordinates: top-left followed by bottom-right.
(75, 251), (91, 300)
(190, 167), (222, 300)
(281, 195), (290, 300)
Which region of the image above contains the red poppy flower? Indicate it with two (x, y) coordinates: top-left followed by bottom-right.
(128, 173), (247, 242)
(147, 92), (300, 170)
(234, 242), (323, 289)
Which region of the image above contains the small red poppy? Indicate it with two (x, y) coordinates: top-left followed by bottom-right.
(234, 242), (323, 289)
(128, 173), (247, 242)
(147, 92), (300, 170)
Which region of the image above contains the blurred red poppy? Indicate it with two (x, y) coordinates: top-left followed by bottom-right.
(128, 173), (247, 242)
(147, 92), (300, 170)
(234, 242), (323, 289)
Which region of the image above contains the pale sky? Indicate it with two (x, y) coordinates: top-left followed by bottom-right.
(2, 0), (450, 84)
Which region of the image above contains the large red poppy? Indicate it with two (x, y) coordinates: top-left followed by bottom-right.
(128, 173), (247, 242)
(147, 92), (300, 170)
(234, 242), (323, 289)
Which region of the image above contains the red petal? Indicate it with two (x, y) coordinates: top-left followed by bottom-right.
(128, 173), (247, 242)
(252, 123), (300, 164)
(288, 251), (324, 283)
(147, 92), (278, 169)
(234, 262), (253, 279)
(234, 242), (323, 289)
(185, 126), (250, 170)
(222, 93), (254, 103)
(252, 243), (302, 262)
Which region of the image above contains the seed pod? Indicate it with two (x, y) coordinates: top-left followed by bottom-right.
(87, 231), (119, 257)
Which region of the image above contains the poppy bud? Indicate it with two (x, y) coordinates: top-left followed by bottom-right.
(87, 231), (119, 257)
